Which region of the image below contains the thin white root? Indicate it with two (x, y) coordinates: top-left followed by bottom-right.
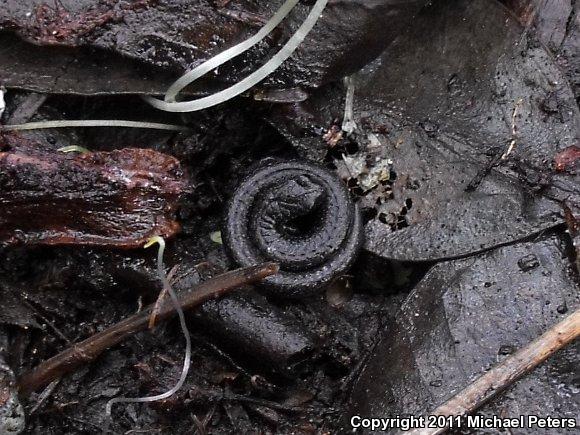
(58, 146), (91, 154)
(144, 0), (329, 113)
(501, 98), (523, 160)
(164, 0), (300, 103)
(0, 88), (5, 118)
(342, 76), (357, 134)
(106, 236), (192, 418)
(1, 120), (188, 132)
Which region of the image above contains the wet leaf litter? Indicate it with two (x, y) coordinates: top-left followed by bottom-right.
(0, 0), (578, 433)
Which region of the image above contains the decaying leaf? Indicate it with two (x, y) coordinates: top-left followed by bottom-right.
(269, 0), (580, 261)
(0, 0), (429, 95)
(343, 235), (580, 433)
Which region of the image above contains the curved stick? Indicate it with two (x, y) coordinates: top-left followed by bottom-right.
(18, 263), (279, 397)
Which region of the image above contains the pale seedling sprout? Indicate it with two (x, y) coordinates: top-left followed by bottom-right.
(105, 236), (192, 418)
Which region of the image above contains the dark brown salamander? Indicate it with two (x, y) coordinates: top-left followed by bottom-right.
(223, 159), (363, 298)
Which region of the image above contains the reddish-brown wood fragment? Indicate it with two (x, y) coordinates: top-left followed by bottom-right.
(554, 145), (580, 172)
(0, 132), (186, 248)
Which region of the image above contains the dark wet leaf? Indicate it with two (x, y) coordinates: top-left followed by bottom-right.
(342, 235), (580, 433)
(270, 0), (580, 261)
(357, 0), (580, 261)
(0, 0), (428, 95)
(502, 0), (580, 99)
(0, 33), (180, 96)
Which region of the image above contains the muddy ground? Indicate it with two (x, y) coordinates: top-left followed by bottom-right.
(0, 0), (579, 434)
(0, 95), (418, 433)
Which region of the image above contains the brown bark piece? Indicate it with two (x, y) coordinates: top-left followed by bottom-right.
(0, 133), (186, 248)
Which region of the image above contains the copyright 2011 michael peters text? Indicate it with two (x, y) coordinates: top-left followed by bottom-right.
(349, 414), (577, 432)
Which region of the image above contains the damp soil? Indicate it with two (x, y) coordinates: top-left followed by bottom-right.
(0, 94), (423, 434)
(0, 1), (578, 434)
